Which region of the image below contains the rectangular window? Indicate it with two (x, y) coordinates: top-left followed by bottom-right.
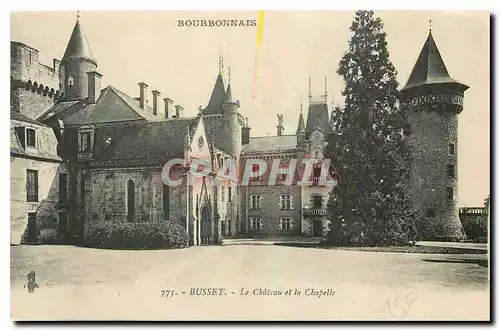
(449, 143), (455, 155)
(26, 169), (38, 202)
(251, 164), (262, 180)
(279, 164), (289, 181)
(250, 217), (263, 230)
(446, 187), (454, 202)
(426, 208), (436, 218)
(59, 173), (68, 204)
(228, 186), (232, 201)
(250, 194), (261, 210)
(312, 196), (323, 209)
(280, 194), (291, 210)
(446, 164), (455, 179)
(80, 132), (91, 152)
(280, 217), (291, 231)
(312, 164), (322, 184)
(26, 128), (36, 148)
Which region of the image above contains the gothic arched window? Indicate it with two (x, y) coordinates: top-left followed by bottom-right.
(67, 75), (74, 87)
(126, 179), (135, 222)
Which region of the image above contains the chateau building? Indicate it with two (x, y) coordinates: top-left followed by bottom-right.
(10, 16), (468, 245)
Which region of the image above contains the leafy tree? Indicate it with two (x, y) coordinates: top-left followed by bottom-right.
(325, 10), (418, 246)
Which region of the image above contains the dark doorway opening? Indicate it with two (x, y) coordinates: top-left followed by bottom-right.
(200, 206), (211, 245)
(27, 212), (38, 244)
(312, 219), (323, 237)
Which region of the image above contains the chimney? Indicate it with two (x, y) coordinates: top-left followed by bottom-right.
(164, 97), (173, 119)
(152, 90), (161, 116)
(87, 71), (102, 104)
(53, 58), (60, 71)
(138, 82), (148, 109)
(174, 105), (184, 118)
(242, 117), (250, 144)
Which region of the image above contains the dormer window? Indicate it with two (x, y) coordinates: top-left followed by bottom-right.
(80, 132), (91, 152)
(25, 127), (36, 148)
(77, 125), (95, 154)
(67, 75), (74, 87)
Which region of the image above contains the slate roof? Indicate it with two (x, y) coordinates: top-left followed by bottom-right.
(11, 111), (50, 128)
(62, 20), (97, 65)
(305, 102), (330, 137)
(91, 117), (199, 168)
(202, 73), (227, 115)
(401, 31), (467, 91)
(296, 111), (306, 133)
(39, 86), (160, 126)
(10, 116), (62, 162)
(242, 134), (297, 155)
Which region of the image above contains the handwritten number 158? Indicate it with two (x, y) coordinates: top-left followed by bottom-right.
(382, 291), (422, 318)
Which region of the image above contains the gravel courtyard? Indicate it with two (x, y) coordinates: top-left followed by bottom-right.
(11, 245), (490, 320)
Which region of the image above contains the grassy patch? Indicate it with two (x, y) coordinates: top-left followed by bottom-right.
(274, 243), (486, 254)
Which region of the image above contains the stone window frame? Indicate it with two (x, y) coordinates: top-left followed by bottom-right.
(279, 217), (292, 231)
(279, 194), (293, 210)
(25, 126), (37, 149)
(78, 125), (95, 153)
(26, 169), (39, 203)
(249, 194), (262, 210)
(249, 216), (263, 230)
(67, 75), (74, 87)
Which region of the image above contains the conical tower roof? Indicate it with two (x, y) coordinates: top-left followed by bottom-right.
(225, 82), (233, 102)
(208, 73), (226, 106)
(402, 31), (461, 91)
(296, 109), (306, 133)
(62, 19), (97, 65)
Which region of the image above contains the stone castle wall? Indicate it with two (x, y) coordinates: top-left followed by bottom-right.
(408, 110), (462, 239)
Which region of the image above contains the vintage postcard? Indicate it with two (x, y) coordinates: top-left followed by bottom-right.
(10, 11), (490, 321)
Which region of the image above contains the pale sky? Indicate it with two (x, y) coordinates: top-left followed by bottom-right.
(10, 11), (490, 206)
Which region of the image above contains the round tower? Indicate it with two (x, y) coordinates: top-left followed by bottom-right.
(399, 29), (469, 240)
(61, 15), (97, 101)
(221, 82), (242, 158)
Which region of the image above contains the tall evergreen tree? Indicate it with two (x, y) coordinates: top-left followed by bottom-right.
(325, 10), (418, 246)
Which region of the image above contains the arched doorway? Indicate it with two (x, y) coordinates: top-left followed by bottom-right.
(200, 205), (211, 245)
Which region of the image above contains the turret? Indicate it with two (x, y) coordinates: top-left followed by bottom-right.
(61, 14), (98, 101)
(221, 81), (242, 157)
(296, 102), (306, 158)
(399, 28), (469, 240)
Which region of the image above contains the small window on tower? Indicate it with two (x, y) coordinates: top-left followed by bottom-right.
(449, 143), (455, 155)
(446, 187), (454, 202)
(67, 76), (74, 87)
(426, 208), (436, 218)
(446, 164), (455, 179)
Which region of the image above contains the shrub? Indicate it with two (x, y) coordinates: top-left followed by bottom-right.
(85, 221), (189, 249)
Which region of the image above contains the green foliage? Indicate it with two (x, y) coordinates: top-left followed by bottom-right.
(325, 11), (418, 246)
(85, 221), (189, 249)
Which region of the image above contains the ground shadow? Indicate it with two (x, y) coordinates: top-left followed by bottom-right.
(422, 258), (488, 268)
